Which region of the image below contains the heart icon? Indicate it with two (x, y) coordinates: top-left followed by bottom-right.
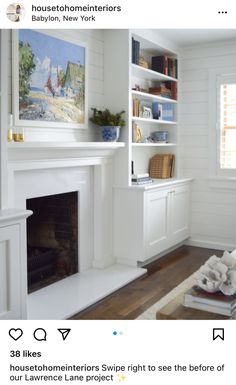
(9, 328), (23, 341)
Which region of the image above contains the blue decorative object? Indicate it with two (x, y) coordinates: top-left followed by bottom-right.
(152, 102), (160, 119)
(101, 126), (120, 142)
(151, 131), (169, 142)
(162, 103), (174, 121)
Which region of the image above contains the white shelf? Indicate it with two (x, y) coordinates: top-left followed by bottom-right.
(132, 64), (178, 83)
(131, 90), (177, 104)
(132, 142), (176, 147)
(132, 117), (176, 125)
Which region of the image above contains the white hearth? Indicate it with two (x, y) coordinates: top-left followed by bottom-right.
(7, 142), (146, 319)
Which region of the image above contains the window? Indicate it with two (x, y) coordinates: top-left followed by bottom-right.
(217, 74), (236, 176)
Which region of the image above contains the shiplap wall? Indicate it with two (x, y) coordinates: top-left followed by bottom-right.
(179, 40), (236, 250)
(8, 29), (104, 141)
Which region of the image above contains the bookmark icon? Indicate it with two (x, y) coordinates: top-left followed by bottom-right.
(58, 328), (71, 341)
(213, 328), (224, 341)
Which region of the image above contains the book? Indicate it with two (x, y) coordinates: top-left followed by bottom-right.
(152, 56), (168, 76)
(132, 177), (152, 183)
(149, 85), (172, 99)
(165, 81), (177, 100)
(132, 37), (140, 65)
(183, 286), (236, 317)
(135, 40), (140, 65)
(132, 178), (153, 185)
(151, 56), (178, 78)
(133, 98), (140, 117)
(167, 58), (178, 79)
(174, 58), (178, 79)
(132, 37), (135, 64)
(184, 286), (236, 309)
(183, 299), (236, 317)
(132, 173), (149, 179)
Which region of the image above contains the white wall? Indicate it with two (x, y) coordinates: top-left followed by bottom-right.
(179, 40), (236, 250)
(8, 29), (104, 141)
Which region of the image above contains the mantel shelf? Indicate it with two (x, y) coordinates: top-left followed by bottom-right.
(7, 141), (125, 150)
(0, 208), (32, 225)
(7, 141), (126, 164)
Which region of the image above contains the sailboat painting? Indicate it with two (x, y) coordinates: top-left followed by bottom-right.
(15, 30), (86, 128)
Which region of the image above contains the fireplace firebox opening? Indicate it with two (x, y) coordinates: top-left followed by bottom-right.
(26, 192), (78, 293)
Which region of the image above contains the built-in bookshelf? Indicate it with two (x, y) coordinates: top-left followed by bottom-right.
(130, 32), (178, 182)
(104, 30), (191, 266)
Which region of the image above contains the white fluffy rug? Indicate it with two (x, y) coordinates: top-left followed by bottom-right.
(136, 274), (194, 320)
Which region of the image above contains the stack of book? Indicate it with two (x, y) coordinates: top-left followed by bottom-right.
(151, 55), (178, 79)
(165, 81), (177, 100)
(168, 58), (178, 78)
(149, 84), (172, 99)
(183, 286), (236, 317)
(132, 173), (153, 185)
(149, 154), (175, 179)
(132, 37), (140, 65)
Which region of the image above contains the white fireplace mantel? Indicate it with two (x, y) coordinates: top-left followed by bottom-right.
(7, 140), (126, 270)
(2, 140), (147, 320)
(8, 141), (125, 163)
(8, 141), (125, 149)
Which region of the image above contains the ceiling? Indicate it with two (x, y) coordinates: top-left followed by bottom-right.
(157, 29), (236, 47)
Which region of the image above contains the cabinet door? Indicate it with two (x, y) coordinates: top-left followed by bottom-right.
(0, 224), (22, 319)
(170, 185), (190, 243)
(145, 190), (169, 259)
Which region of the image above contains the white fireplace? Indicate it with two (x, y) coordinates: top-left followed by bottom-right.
(6, 142), (146, 319)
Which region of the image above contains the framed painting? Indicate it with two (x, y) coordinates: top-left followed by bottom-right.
(12, 30), (87, 129)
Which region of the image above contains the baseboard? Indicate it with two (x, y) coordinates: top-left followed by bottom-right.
(138, 241), (187, 267)
(186, 238), (236, 252)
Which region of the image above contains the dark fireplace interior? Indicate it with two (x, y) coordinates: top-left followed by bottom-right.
(26, 192), (78, 293)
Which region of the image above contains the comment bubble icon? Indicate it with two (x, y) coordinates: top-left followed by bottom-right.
(33, 328), (47, 342)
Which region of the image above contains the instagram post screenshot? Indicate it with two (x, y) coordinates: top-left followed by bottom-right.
(0, 0), (236, 383)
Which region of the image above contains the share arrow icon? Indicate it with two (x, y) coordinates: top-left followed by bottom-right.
(58, 329), (71, 341)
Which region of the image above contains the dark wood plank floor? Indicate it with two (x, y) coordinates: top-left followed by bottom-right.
(70, 245), (222, 320)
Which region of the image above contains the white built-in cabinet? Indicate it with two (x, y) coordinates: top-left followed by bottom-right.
(103, 30), (192, 266)
(114, 181), (190, 266)
(146, 183), (190, 259)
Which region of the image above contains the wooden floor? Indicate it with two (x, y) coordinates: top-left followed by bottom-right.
(70, 245), (222, 320)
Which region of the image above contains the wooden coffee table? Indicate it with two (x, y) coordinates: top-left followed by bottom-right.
(156, 282), (230, 320)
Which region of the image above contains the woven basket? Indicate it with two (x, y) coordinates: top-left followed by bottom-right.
(149, 154), (175, 179)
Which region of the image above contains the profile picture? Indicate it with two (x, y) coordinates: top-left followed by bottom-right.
(6, 3), (25, 22)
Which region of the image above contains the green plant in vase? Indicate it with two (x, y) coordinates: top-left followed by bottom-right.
(90, 108), (125, 142)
